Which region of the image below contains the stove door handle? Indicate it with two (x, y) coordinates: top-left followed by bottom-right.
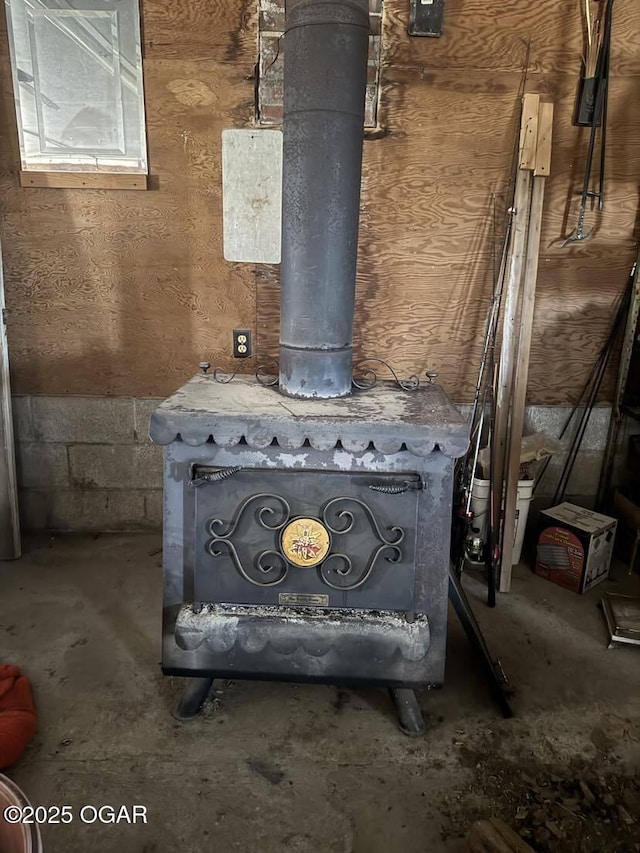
(368, 479), (423, 495)
(190, 466), (243, 487)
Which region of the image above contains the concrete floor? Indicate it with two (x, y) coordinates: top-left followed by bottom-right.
(1, 534), (639, 853)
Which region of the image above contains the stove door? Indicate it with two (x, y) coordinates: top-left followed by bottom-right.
(191, 467), (420, 611)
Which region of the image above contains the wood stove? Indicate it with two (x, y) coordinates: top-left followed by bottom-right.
(151, 378), (466, 732)
(150, 0), (468, 733)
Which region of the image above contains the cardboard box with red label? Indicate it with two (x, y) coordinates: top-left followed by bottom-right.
(535, 503), (617, 593)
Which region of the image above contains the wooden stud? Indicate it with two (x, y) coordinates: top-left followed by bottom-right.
(500, 102), (553, 590)
(19, 171), (148, 190)
(492, 166), (531, 565)
(518, 93), (540, 171)
(534, 101), (554, 176)
(492, 93), (537, 568)
(0, 242), (21, 559)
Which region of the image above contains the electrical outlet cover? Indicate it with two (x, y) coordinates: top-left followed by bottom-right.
(233, 329), (252, 358)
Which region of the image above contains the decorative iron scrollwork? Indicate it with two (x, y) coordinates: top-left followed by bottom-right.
(202, 357), (435, 393)
(319, 544), (402, 591)
(319, 497), (405, 590)
(212, 366), (240, 384)
(351, 358), (421, 391)
(255, 357), (279, 387)
(206, 494), (292, 587)
(322, 497), (404, 545)
(209, 357), (280, 387)
(205, 494), (405, 592)
(208, 540), (289, 587)
(207, 493), (291, 539)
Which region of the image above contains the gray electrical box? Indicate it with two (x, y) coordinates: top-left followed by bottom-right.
(408, 0), (445, 37)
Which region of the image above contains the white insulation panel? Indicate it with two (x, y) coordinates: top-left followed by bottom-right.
(222, 128), (282, 264)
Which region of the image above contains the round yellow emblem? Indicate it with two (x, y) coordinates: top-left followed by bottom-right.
(281, 517), (331, 567)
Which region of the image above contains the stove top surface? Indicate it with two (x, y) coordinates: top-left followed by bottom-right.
(150, 374), (468, 457)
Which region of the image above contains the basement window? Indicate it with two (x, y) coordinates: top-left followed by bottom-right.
(5, 0), (148, 190)
(257, 0), (382, 129)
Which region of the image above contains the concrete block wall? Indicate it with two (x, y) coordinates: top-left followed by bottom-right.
(527, 407), (640, 501)
(12, 396), (163, 532)
(522, 407), (611, 501)
(10, 395), (640, 533)
(461, 406), (640, 502)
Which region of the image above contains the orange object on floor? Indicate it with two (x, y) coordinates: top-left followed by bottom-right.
(0, 666), (37, 769)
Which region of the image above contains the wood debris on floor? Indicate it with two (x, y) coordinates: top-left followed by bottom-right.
(442, 747), (640, 852)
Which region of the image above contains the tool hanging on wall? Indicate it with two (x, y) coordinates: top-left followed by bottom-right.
(564, 0), (615, 245)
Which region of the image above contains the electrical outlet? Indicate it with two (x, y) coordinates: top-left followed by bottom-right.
(233, 329), (252, 358)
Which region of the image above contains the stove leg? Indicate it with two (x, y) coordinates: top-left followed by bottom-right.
(389, 688), (425, 737)
(173, 676), (214, 722)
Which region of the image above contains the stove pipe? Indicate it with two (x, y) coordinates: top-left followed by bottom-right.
(278, 0), (370, 399)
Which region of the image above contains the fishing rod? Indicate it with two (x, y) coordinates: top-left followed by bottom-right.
(486, 364), (499, 607)
(460, 211), (514, 474)
(452, 207), (514, 574)
(452, 43), (531, 590)
(456, 39), (531, 494)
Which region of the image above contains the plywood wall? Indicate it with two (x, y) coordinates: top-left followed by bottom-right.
(0, 0), (638, 403)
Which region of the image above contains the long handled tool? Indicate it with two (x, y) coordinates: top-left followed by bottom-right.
(551, 271), (634, 505)
(448, 564), (513, 718)
(533, 268), (636, 497)
(596, 255), (640, 510)
(563, 0), (615, 245)
(594, 0), (614, 211)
